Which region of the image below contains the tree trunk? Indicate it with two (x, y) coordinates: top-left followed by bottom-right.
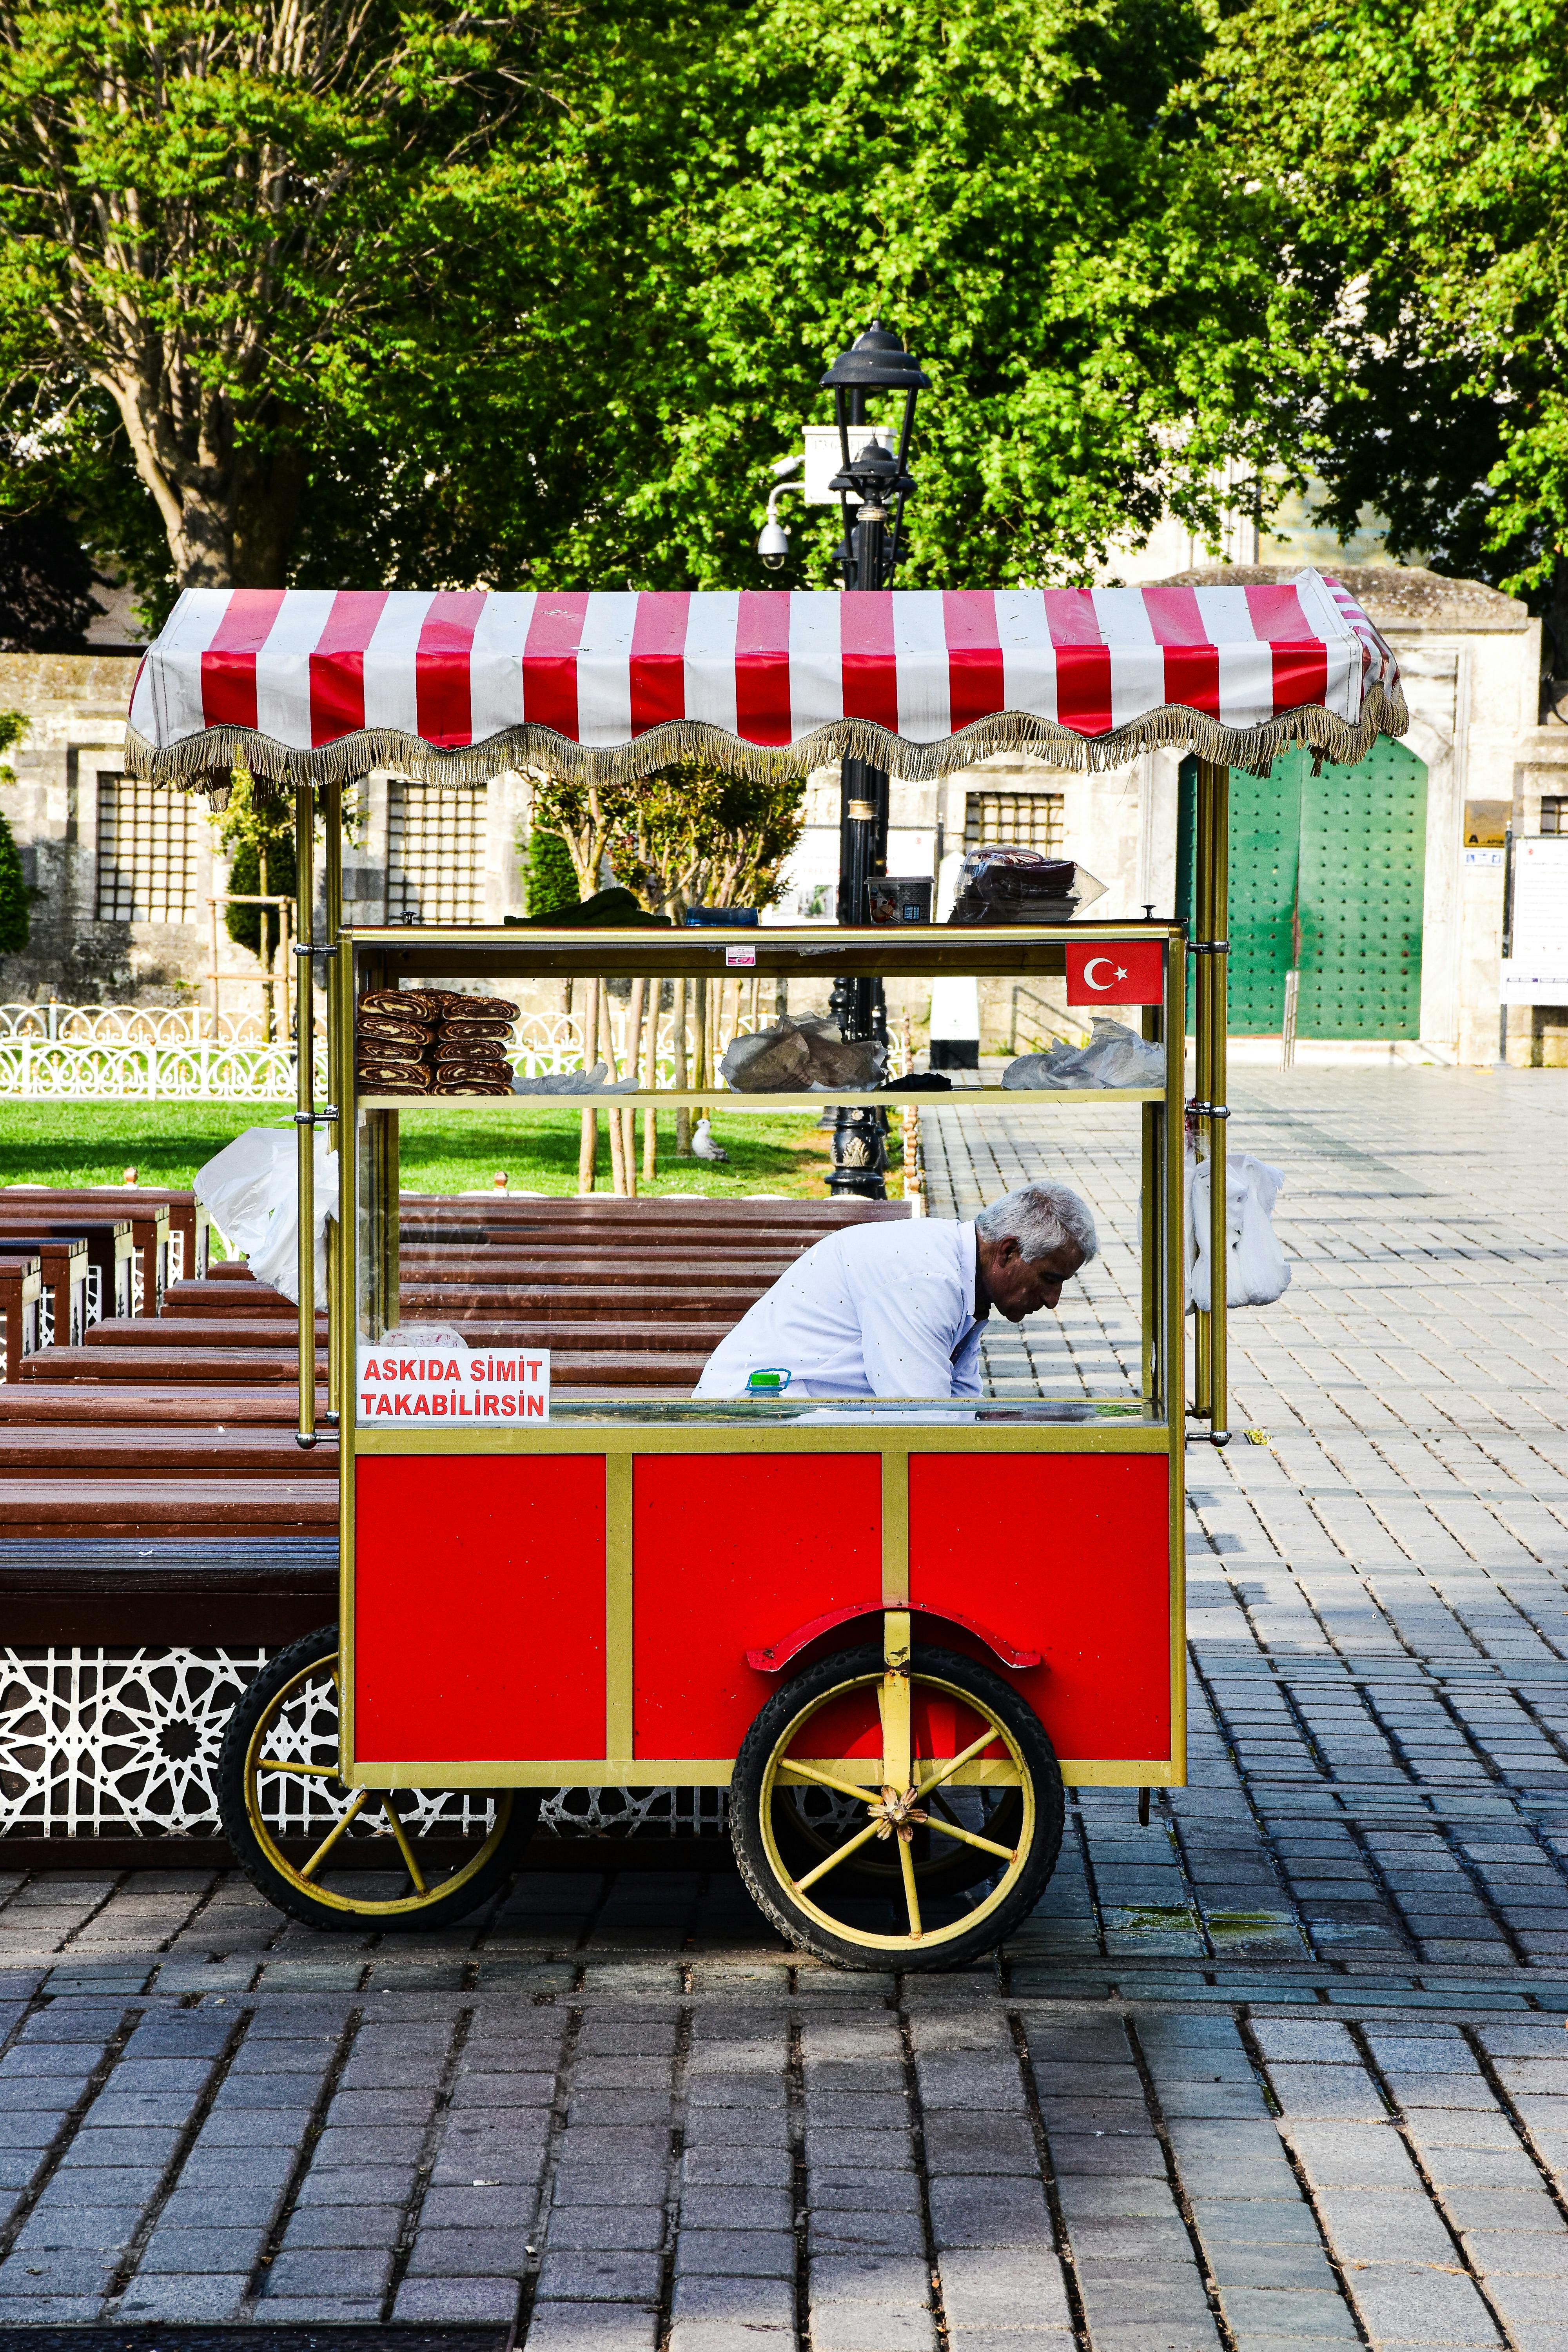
(233, 439), (309, 588)
(642, 978), (659, 1181)
(578, 978), (601, 1193)
(673, 975), (691, 1157)
(622, 977), (646, 1200)
(106, 375), (305, 590)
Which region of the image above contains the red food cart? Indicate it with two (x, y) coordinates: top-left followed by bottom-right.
(125, 575), (1405, 1967)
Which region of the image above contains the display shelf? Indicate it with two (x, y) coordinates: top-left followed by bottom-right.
(358, 1085), (1167, 1112)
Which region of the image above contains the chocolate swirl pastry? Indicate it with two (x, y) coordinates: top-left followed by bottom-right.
(359, 1014), (430, 1043)
(357, 1059), (434, 1091)
(434, 1079), (512, 1095)
(435, 1056), (515, 1080)
(436, 1036), (508, 1061)
(359, 988), (444, 1020)
(441, 1018), (512, 1041)
(357, 1036), (427, 1063)
(446, 996), (519, 1021)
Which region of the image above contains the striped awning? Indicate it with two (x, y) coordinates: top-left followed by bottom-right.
(125, 570), (1407, 791)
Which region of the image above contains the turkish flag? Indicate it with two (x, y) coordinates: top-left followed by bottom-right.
(1065, 940), (1165, 1006)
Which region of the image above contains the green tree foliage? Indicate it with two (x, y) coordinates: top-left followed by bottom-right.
(528, 767), (806, 918)
(0, 0), (1319, 601)
(213, 773), (295, 955)
(20, 0), (1561, 635)
(1190, 0), (1568, 681)
(523, 828), (581, 917)
(0, 710), (30, 951)
(608, 768), (806, 918)
(539, 0), (1317, 589)
(0, 508), (100, 648)
(0, 0), (587, 592)
(0, 811), (29, 954)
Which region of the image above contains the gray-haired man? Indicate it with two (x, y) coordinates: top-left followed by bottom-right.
(694, 1181), (1098, 1401)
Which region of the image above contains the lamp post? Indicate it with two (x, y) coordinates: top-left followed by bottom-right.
(820, 322), (929, 1198)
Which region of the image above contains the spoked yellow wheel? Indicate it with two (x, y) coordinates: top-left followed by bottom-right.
(218, 1625), (537, 1930)
(730, 1643), (1063, 1971)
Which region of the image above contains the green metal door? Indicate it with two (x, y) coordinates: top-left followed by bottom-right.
(1178, 742), (1427, 1037)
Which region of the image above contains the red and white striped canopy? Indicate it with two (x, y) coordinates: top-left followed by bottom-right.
(127, 572), (1406, 790)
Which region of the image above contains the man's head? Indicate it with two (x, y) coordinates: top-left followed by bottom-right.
(974, 1181), (1098, 1322)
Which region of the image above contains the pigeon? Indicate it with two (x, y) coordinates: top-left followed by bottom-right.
(691, 1117), (729, 1163)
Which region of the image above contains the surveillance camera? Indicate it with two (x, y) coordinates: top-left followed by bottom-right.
(757, 518), (791, 569)
(769, 454), (804, 480)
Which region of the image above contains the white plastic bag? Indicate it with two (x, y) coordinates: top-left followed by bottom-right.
(510, 1062), (640, 1094)
(193, 1125), (339, 1305)
(1234, 1154), (1290, 1306)
(1188, 1150), (1290, 1310)
(1004, 1018), (1166, 1090)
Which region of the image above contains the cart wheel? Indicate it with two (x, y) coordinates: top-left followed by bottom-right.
(218, 1626), (538, 1931)
(730, 1642), (1063, 1971)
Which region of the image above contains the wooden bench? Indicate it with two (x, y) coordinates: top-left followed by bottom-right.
(0, 1216), (136, 1323)
(2, 1185), (209, 1281)
(0, 1256), (42, 1381)
(0, 1235), (89, 1347)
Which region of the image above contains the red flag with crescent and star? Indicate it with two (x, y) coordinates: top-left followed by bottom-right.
(1065, 940), (1165, 1006)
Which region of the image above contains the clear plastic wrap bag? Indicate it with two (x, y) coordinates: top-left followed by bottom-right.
(720, 1016), (884, 1092)
(947, 846), (1108, 925)
(719, 1020), (814, 1091)
(1004, 1018), (1166, 1090)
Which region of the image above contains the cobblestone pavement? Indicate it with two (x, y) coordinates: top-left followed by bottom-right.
(2, 1069), (1567, 2348)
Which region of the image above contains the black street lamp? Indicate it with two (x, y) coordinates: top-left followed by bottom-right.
(819, 322), (930, 1198)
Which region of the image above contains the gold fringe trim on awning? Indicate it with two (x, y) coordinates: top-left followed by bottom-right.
(123, 685), (1410, 800)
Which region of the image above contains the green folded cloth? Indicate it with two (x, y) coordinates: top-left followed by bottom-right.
(505, 887), (671, 929)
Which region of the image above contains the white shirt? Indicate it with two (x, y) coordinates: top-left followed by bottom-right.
(694, 1218), (987, 1399)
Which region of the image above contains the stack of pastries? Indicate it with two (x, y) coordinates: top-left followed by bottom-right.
(356, 990), (518, 1095)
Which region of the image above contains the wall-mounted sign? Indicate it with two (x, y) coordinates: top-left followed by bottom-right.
(1463, 799), (1511, 847)
(356, 1337), (550, 1425)
(1501, 837), (1568, 1005)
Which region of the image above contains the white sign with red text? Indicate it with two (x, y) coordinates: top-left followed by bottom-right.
(356, 1338), (550, 1426)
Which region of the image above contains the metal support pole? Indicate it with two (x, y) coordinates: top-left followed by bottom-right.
(1499, 820), (1515, 1064)
(828, 445), (893, 1201)
(1196, 760), (1230, 1448)
(321, 779), (343, 1426)
(294, 787), (316, 1449)
(1140, 991), (1162, 1409)
(1192, 787), (1212, 1425)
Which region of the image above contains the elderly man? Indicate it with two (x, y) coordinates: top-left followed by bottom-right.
(694, 1180), (1097, 1401)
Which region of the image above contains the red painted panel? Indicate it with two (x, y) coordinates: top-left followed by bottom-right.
(632, 1455), (881, 1759)
(908, 1454), (1171, 1760)
(354, 1455), (605, 1761)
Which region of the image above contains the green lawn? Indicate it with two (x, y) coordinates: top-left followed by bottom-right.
(0, 1102), (859, 1201)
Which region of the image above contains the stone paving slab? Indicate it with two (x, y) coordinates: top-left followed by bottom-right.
(3, 1071), (1568, 2345)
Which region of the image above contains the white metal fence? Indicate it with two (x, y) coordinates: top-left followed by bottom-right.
(0, 1000), (775, 1099)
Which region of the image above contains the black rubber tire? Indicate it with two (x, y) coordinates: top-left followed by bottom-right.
(729, 1641), (1064, 1972)
(217, 1624), (539, 1932)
